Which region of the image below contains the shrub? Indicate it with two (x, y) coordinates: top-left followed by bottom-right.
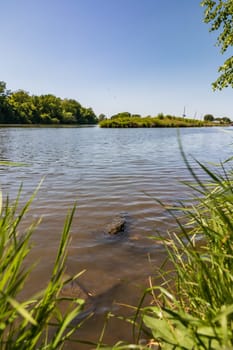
(204, 114), (214, 122)
(157, 113), (164, 120)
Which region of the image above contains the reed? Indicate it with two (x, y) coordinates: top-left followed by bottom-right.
(101, 147), (233, 349)
(136, 150), (233, 349)
(0, 186), (86, 349)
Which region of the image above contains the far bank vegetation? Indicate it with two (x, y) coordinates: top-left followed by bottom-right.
(99, 112), (231, 128)
(0, 81), (98, 125)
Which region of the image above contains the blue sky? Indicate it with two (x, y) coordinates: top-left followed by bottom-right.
(0, 0), (232, 118)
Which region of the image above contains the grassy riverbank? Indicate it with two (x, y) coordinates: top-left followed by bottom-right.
(99, 114), (217, 128)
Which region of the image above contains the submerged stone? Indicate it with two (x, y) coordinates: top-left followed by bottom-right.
(61, 278), (93, 300)
(106, 216), (126, 235)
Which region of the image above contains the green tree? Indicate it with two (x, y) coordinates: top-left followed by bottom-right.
(204, 113), (214, 121)
(201, 0), (233, 89)
(0, 81), (7, 122)
(79, 107), (98, 124)
(61, 98), (82, 124)
(98, 113), (106, 122)
(110, 112), (131, 119)
(0, 81), (12, 123)
(0, 81), (6, 96)
(7, 90), (35, 123)
(34, 94), (63, 123)
(131, 114), (141, 119)
(221, 116), (231, 123)
(0, 81), (98, 125)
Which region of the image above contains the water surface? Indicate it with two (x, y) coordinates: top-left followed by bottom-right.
(1, 126), (232, 347)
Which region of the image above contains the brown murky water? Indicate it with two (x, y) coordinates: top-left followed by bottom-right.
(0, 126), (232, 348)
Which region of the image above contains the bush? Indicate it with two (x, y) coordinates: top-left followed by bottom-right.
(204, 114), (214, 121)
(157, 113), (164, 120)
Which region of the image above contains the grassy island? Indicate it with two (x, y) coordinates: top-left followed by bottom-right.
(99, 112), (223, 128)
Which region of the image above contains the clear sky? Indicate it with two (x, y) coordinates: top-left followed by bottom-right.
(0, 0), (232, 119)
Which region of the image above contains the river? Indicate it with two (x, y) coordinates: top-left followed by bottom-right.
(0, 126), (233, 347)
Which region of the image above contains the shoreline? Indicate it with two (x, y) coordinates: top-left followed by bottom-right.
(0, 123), (231, 128)
(0, 124), (98, 128)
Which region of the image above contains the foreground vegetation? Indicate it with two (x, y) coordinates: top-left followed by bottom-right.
(98, 145), (233, 349)
(135, 149), (233, 349)
(201, 0), (233, 90)
(0, 183), (90, 349)
(99, 112), (219, 128)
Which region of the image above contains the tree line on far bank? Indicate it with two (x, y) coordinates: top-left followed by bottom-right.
(1, 81), (232, 127)
(203, 113), (231, 124)
(0, 81), (98, 125)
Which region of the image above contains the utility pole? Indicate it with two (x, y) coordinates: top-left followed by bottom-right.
(182, 106), (186, 118)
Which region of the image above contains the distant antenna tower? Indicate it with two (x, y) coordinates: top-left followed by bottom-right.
(182, 106), (186, 118)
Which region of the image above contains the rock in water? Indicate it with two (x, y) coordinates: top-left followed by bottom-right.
(106, 216), (126, 235)
(61, 276), (93, 300)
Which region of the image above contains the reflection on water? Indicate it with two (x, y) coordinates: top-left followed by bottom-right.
(1, 126), (233, 347)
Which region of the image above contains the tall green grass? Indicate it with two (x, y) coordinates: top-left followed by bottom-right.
(100, 149), (233, 349)
(135, 151), (233, 349)
(0, 186), (88, 349)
